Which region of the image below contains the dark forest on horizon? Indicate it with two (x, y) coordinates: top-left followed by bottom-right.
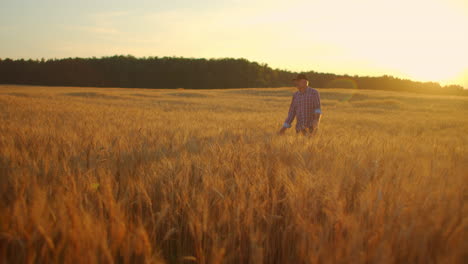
(0, 55), (465, 95)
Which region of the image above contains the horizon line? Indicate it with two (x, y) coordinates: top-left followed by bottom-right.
(1, 54), (465, 89)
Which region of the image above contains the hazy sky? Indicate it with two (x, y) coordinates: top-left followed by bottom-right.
(1, 0), (467, 87)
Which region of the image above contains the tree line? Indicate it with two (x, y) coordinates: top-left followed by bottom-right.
(0, 55), (465, 95)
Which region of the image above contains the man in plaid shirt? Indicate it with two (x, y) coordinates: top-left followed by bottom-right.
(278, 74), (322, 135)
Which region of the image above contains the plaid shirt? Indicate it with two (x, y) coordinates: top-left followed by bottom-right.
(283, 87), (322, 131)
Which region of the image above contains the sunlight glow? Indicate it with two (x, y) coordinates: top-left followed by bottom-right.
(0, 0), (466, 87)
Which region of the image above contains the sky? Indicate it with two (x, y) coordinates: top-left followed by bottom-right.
(1, 0), (467, 87)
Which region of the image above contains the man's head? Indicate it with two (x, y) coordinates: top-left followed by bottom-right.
(292, 74), (309, 90)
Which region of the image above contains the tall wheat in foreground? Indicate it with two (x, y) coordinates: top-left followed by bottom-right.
(0, 85), (467, 263)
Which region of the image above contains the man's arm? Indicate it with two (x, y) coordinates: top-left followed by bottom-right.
(278, 95), (296, 134)
(312, 90), (322, 129)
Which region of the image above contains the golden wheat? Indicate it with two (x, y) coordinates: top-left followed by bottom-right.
(0, 85), (466, 263)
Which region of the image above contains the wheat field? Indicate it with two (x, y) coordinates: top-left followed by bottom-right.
(0, 85), (466, 264)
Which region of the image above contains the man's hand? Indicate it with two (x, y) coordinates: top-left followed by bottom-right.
(312, 115), (321, 130)
(278, 127), (287, 135)
(312, 120), (319, 130)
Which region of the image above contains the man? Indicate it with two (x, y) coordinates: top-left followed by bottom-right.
(278, 74), (322, 135)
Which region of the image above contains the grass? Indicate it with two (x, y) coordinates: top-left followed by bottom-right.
(0, 85), (467, 263)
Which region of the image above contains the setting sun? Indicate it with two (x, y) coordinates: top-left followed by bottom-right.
(1, 0), (467, 87)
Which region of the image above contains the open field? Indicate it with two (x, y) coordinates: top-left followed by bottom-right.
(0, 85), (467, 263)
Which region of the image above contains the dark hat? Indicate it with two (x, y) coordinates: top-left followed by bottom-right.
(292, 73), (308, 81)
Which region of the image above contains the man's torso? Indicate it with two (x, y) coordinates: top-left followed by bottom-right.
(292, 87), (320, 130)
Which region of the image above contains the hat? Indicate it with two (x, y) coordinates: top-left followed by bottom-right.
(292, 74), (308, 81)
